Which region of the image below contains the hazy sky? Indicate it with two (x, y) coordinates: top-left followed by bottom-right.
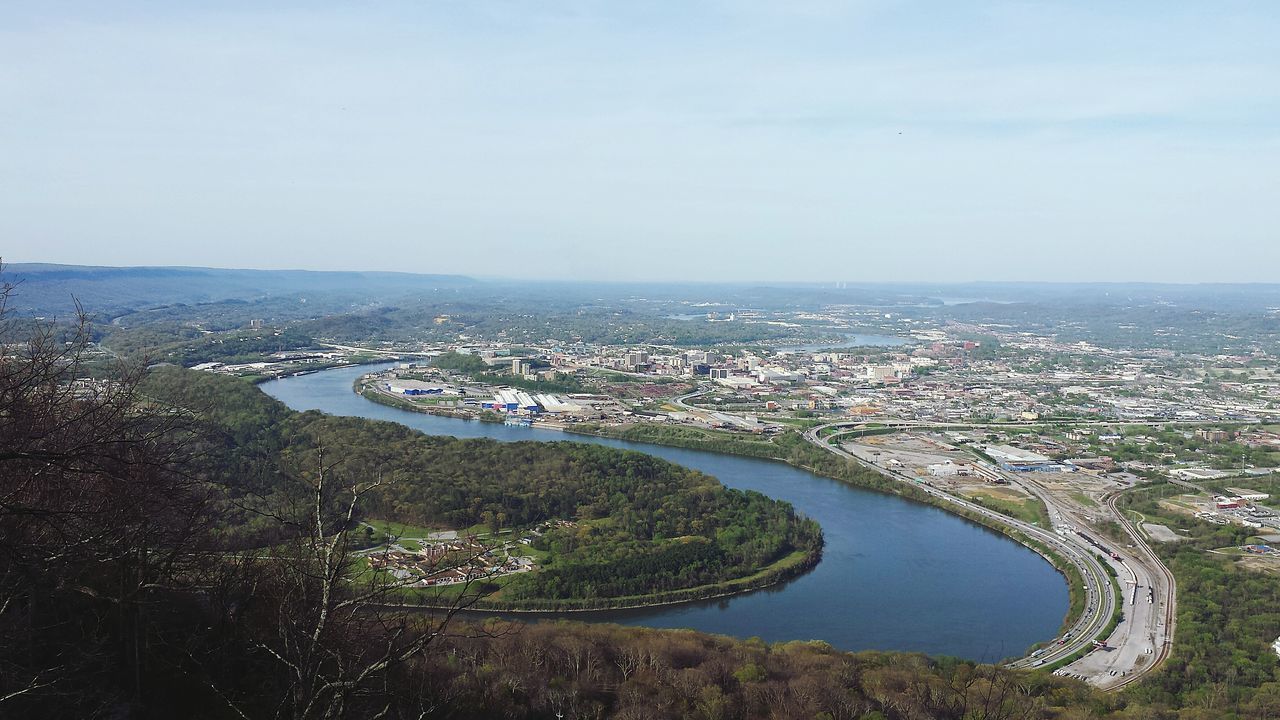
(3, 2), (1278, 282)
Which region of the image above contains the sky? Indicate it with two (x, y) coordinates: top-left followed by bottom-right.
(2, 1), (1278, 283)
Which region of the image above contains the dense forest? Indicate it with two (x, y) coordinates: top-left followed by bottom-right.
(1116, 481), (1280, 713)
(142, 366), (822, 607)
(298, 303), (803, 346)
(103, 325), (318, 366)
(361, 621), (1120, 719)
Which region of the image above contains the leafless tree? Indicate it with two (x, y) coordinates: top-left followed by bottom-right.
(224, 447), (503, 720)
(0, 261), (209, 715)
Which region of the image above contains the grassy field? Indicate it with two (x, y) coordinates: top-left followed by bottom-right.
(1070, 491), (1099, 508)
(366, 518), (442, 538)
(961, 489), (1050, 527)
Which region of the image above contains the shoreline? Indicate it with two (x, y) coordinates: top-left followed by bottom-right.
(392, 547), (822, 614)
(355, 374), (1082, 643)
(355, 379), (825, 614)
(246, 355), (402, 385)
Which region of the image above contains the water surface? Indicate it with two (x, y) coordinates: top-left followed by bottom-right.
(776, 333), (912, 352)
(263, 363), (1066, 661)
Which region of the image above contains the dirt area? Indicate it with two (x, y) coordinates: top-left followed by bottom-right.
(851, 434), (1033, 498)
(1070, 491), (1099, 509)
(1157, 495), (1203, 518)
(1237, 556), (1280, 576)
(956, 485), (1027, 503)
(1026, 472), (1118, 521)
(851, 433), (975, 470)
(1035, 473), (1116, 494)
(1142, 523), (1185, 543)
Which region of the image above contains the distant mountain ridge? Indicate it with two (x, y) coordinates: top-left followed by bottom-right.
(2, 263), (477, 316)
(8, 261), (1280, 326)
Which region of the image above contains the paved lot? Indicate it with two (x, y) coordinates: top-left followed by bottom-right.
(1142, 523), (1184, 543)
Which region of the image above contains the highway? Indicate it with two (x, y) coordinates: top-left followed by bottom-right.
(673, 389), (713, 412)
(818, 417), (1224, 433)
(801, 421), (1176, 688)
(317, 342), (433, 357)
(1016, 474), (1173, 689)
(1088, 491), (1177, 690)
(801, 424), (1117, 671)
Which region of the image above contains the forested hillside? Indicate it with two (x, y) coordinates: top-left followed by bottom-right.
(1116, 482), (1280, 713)
(3, 263), (475, 316)
(142, 367), (822, 607)
(6, 299), (1280, 718)
(342, 621), (1114, 719)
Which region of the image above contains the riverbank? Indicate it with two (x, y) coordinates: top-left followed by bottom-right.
(244, 355), (397, 385)
(359, 385), (482, 420)
(356, 373), (1083, 645)
(262, 364), (1065, 660)
(398, 547), (821, 613)
(563, 422), (1086, 629)
(357, 379), (825, 613)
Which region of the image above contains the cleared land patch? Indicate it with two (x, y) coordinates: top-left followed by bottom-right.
(1142, 523), (1185, 543)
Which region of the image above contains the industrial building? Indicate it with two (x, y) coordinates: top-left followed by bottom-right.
(480, 389), (584, 415)
(533, 394), (583, 414)
(483, 389), (539, 412)
(384, 379), (456, 396)
(984, 444), (1063, 472)
(756, 367), (802, 384)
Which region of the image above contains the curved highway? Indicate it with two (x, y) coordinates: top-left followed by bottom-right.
(1099, 490), (1177, 689)
(806, 419), (1178, 688)
(801, 423), (1115, 668)
(265, 365), (1070, 661)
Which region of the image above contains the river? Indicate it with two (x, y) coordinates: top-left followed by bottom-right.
(775, 333), (912, 352)
(262, 363), (1066, 662)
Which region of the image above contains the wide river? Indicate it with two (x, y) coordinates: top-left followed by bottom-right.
(263, 363), (1067, 662)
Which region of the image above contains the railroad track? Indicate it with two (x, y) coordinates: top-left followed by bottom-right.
(801, 425), (1115, 672)
(1103, 490), (1177, 690)
(804, 422), (1180, 690)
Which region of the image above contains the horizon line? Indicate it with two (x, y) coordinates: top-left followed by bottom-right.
(6, 260), (1280, 288)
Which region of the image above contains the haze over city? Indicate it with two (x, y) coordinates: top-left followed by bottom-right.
(4, 1), (1278, 281)
(7, 6), (1280, 715)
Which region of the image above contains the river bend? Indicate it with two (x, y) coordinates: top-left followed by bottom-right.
(262, 363), (1066, 662)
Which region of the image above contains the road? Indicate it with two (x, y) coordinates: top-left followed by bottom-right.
(673, 388), (712, 412)
(801, 421), (1176, 688)
(1080, 491), (1177, 689)
(819, 417), (1224, 433)
(801, 424), (1117, 671)
(318, 342), (432, 357)
(1012, 474), (1173, 689)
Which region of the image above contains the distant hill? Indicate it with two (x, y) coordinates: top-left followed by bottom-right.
(1, 263), (477, 317)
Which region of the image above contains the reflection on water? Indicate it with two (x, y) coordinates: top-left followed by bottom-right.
(262, 363), (1066, 662)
